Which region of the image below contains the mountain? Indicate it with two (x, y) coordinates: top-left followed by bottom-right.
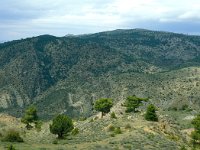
(0, 29), (200, 119)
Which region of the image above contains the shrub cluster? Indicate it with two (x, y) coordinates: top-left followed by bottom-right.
(7, 145), (16, 150)
(2, 129), (23, 143)
(191, 114), (200, 146)
(110, 112), (117, 119)
(71, 128), (79, 136)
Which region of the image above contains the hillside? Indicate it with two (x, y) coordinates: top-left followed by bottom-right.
(0, 103), (194, 150)
(0, 29), (200, 118)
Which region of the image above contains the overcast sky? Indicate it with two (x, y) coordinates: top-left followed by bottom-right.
(0, 0), (200, 41)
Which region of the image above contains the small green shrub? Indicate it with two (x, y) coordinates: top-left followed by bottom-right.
(167, 134), (179, 141)
(52, 140), (58, 144)
(93, 116), (98, 120)
(108, 125), (115, 132)
(114, 127), (122, 134)
(35, 121), (42, 132)
(181, 105), (189, 111)
(180, 146), (187, 150)
(89, 118), (94, 123)
(7, 145), (16, 150)
(191, 131), (200, 146)
(3, 129), (23, 142)
(145, 104), (158, 122)
(0, 132), (3, 137)
(168, 107), (177, 111)
(110, 133), (115, 137)
(79, 117), (87, 121)
(110, 112), (117, 119)
(147, 133), (155, 139)
(191, 114), (200, 146)
(71, 128), (79, 136)
(125, 124), (131, 129)
(123, 145), (132, 150)
(180, 105), (192, 112)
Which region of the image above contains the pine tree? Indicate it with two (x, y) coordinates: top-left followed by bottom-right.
(21, 106), (38, 129)
(145, 104), (158, 121)
(124, 95), (148, 113)
(50, 114), (74, 139)
(94, 98), (113, 116)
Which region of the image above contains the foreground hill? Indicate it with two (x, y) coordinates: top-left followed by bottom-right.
(0, 105), (194, 150)
(0, 29), (200, 118)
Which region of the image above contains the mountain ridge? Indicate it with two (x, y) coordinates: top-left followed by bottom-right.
(0, 29), (200, 119)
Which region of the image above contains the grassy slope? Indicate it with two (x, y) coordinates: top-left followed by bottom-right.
(0, 105), (194, 150)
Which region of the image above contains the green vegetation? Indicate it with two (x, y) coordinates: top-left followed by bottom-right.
(107, 125), (115, 132)
(50, 114), (74, 139)
(35, 121), (43, 132)
(145, 104), (158, 121)
(114, 127), (122, 134)
(79, 117), (87, 121)
(71, 128), (79, 136)
(107, 125), (122, 137)
(180, 146), (187, 150)
(181, 105), (189, 111)
(94, 98), (113, 116)
(21, 106), (38, 129)
(110, 133), (115, 137)
(110, 112), (117, 119)
(191, 114), (200, 146)
(89, 118), (94, 123)
(0, 107), (191, 150)
(0, 29), (200, 119)
(2, 129), (23, 142)
(125, 124), (131, 129)
(52, 139), (58, 144)
(0, 29), (199, 149)
(124, 96), (148, 113)
(7, 145), (16, 150)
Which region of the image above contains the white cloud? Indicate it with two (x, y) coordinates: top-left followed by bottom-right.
(178, 11), (200, 20)
(0, 0), (200, 41)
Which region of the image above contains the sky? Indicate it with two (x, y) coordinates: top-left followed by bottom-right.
(0, 0), (200, 41)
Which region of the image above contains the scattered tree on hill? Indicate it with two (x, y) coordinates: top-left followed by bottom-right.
(124, 95), (148, 113)
(145, 104), (158, 121)
(191, 114), (200, 146)
(50, 114), (74, 139)
(21, 106), (38, 129)
(94, 98), (113, 116)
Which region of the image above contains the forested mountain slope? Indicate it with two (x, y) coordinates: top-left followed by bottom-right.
(0, 29), (200, 118)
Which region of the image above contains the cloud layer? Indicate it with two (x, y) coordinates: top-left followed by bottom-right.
(0, 0), (200, 41)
